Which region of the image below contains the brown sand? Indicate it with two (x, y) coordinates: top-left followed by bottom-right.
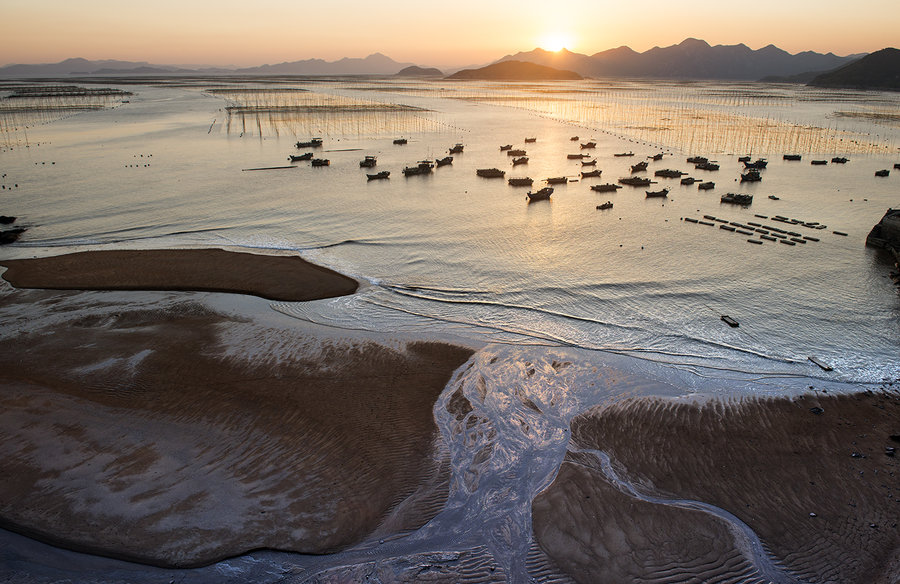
(533, 393), (900, 583)
(0, 292), (474, 568)
(0, 248), (359, 301)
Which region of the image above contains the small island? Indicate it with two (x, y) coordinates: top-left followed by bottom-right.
(808, 47), (900, 90)
(395, 65), (443, 77)
(445, 60), (583, 80)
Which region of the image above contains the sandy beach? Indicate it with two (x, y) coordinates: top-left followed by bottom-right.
(0, 250), (473, 568)
(533, 392), (900, 583)
(0, 248), (359, 302)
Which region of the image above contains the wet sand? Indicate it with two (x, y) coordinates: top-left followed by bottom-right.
(533, 393), (900, 583)
(0, 287), (474, 568)
(0, 248), (359, 301)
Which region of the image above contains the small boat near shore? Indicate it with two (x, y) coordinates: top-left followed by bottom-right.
(449, 143), (464, 154)
(698, 181), (715, 190)
(811, 159), (828, 165)
(311, 158), (330, 167)
(527, 187), (553, 200)
(580, 141), (597, 149)
(546, 177), (568, 185)
(367, 171), (390, 180)
(631, 161), (648, 173)
(695, 161), (719, 171)
(831, 157), (849, 164)
(524, 137), (537, 143)
(581, 169), (602, 178)
(359, 155), (377, 168)
(295, 137), (323, 148)
(512, 156), (528, 165)
(507, 149), (527, 156)
(596, 201), (613, 210)
(875, 169), (890, 177)
(567, 153), (589, 159)
(655, 169), (685, 178)
(393, 138), (408, 145)
(477, 168), (505, 178)
(289, 152), (313, 162)
(436, 156), (453, 167)
(681, 177), (697, 185)
(687, 156), (708, 164)
(721, 315), (739, 328)
(403, 161), (434, 176)
(581, 159), (597, 167)
(614, 151), (635, 157)
(721, 193), (753, 205)
(743, 158), (768, 169)
(500, 144), (513, 151)
(783, 154), (802, 161)
(619, 176), (652, 186)
(741, 170), (762, 182)
(508, 177), (534, 186)
(645, 188), (669, 198)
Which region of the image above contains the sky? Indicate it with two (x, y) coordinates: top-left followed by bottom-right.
(2, 0), (898, 68)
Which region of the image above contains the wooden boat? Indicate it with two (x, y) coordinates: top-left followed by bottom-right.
(476, 168), (505, 178)
(367, 171), (390, 180)
(808, 356), (833, 371)
(570, 136), (579, 141)
(721, 315), (739, 328)
(591, 183), (621, 192)
(876, 169), (890, 177)
(681, 177), (697, 185)
(289, 152), (313, 162)
(783, 154), (802, 161)
(295, 137), (323, 148)
(738, 156), (751, 162)
(811, 159), (828, 165)
(619, 176), (652, 186)
(527, 187), (553, 200)
(596, 201), (613, 210)
(645, 188), (669, 198)
(524, 137), (537, 143)
(894, 163), (900, 170)
(649, 153), (664, 161)
(393, 138), (408, 145)
(743, 158), (768, 169)
(631, 161), (648, 173)
(581, 170), (602, 178)
(740, 170), (762, 182)
(695, 161), (719, 171)
(436, 156), (453, 167)
(403, 161), (434, 176)
(721, 193), (753, 205)
(697, 181), (715, 190)
(687, 156), (708, 164)
(580, 141), (597, 149)
(359, 155), (377, 168)
(507, 149), (527, 156)
(768, 195), (780, 200)
(546, 177), (568, 184)
(654, 168), (685, 178)
(508, 177), (534, 186)
(614, 151), (634, 157)
(500, 144), (513, 151)
(567, 153), (589, 159)
(831, 157), (849, 163)
(512, 156), (528, 165)
(581, 159), (597, 166)
(311, 158), (330, 167)
(449, 143), (464, 154)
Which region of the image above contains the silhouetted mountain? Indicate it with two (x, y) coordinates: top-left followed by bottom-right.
(0, 58), (154, 77)
(396, 65), (443, 77)
(808, 48), (900, 90)
(446, 60), (582, 80)
(499, 38), (860, 80)
(237, 53), (414, 76)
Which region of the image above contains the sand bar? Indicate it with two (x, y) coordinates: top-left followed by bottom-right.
(0, 248), (359, 301)
(534, 392), (900, 583)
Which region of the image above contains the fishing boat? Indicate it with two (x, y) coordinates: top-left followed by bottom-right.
(476, 168), (505, 178)
(681, 177), (697, 185)
(619, 176), (652, 186)
(512, 156), (528, 165)
(614, 151), (635, 157)
(596, 201), (613, 210)
(581, 169), (602, 178)
(393, 138), (408, 145)
(783, 154), (802, 161)
(500, 144), (513, 151)
(508, 177), (534, 186)
(645, 188), (669, 198)
(524, 137), (537, 143)
(831, 157), (849, 164)
(687, 156), (708, 164)
(403, 161), (434, 176)
(295, 137), (323, 148)
(697, 181), (715, 190)
(591, 183), (621, 192)
(654, 168), (685, 178)
(740, 170), (762, 182)
(367, 171), (390, 180)
(695, 161), (719, 171)
(721, 193), (753, 205)
(894, 163), (900, 170)
(631, 161), (648, 173)
(721, 315), (739, 328)
(743, 158), (768, 169)
(876, 169), (890, 177)
(289, 152), (313, 162)
(311, 158), (330, 167)
(649, 153), (664, 161)
(567, 153), (589, 159)
(768, 195), (780, 200)
(449, 143), (464, 154)
(738, 156), (751, 162)
(507, 149), (527, 156)
(545, 177), (568, 185)
(580, 141), (596, 149)
(359, 155), (377, 168)
(581, 159), (597, 166)
(527, 187), (553, 200)
(811, 160), (828, 165)
(570, 136), (579, 141)
(436, 156), (453, 167)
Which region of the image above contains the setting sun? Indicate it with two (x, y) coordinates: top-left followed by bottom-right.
(538, 33), (573, 52)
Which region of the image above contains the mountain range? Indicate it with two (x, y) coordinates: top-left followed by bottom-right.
(0, 40), (869, 81)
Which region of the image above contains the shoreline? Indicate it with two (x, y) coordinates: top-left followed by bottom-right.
(0, 248), (359, 302)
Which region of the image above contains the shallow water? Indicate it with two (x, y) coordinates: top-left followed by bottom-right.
(1, 77), (899, 581)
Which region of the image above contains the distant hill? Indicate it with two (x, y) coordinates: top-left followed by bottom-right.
(446, 60), (582, 81)
(237, 53), (414, 76)
(498, 38), (860, 80)
(396, 65), (443, 77)
(808, 48), (900, 90)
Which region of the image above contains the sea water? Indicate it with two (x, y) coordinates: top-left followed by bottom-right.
(1, 78), (899, 581)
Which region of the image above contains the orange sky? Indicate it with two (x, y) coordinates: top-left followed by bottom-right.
(1, 0), (897, 67)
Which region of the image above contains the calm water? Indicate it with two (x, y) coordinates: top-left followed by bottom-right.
(1, 78), (899, 582)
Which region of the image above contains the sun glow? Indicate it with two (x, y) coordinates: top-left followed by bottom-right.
(539, 33), (572, 52)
